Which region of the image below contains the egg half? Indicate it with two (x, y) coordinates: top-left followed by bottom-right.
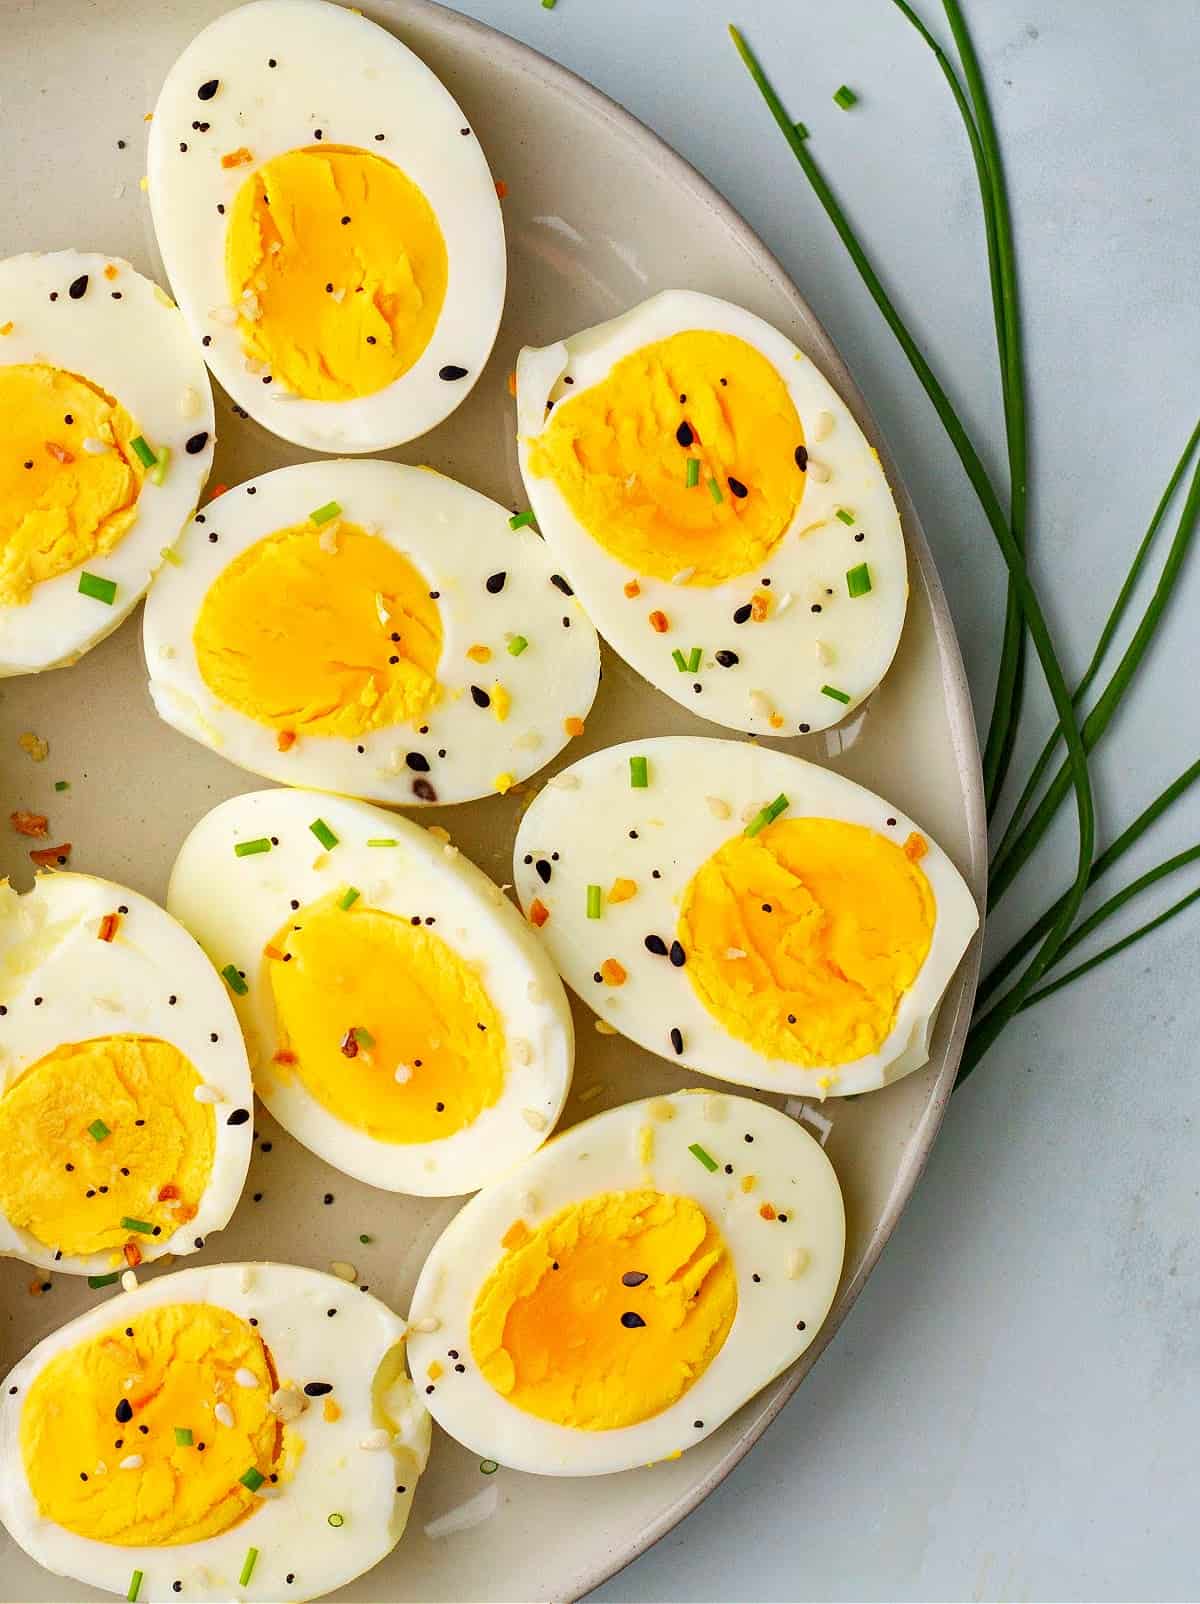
(0, 1261), (430, 1602)
(407, 1088), (844, 1475)
(0, 873), (251, 1278)
(166, 788), (575, 1196)
(513, 737), (979, 1097)
(143, 459), (600, 806)
(148, 0), (506, 451)
(516, 289), (908, 735)
(0, 250), (214, 675)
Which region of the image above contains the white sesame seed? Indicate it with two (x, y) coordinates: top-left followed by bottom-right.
(375, 592), (391, 627)
(815, 639), (834, 666)
(427, 824), (451, 843)
(521, 1107), (548, 1132)
(95, 1461), (108, 1475)
(514, 731), (543, 750)
(393, 1062), (413, 1085)
(318, 523), (340, 553)
(82, 437), (110, 455)
(410, 1316), (441, 1334)
(118, 1455), (143, 1470)
(268, 1386), (307, 1422)
(193, 1085), (222, 1104)
(120, 1270), (138, 1293)
(330, 1261), (357, 1283)
(359, 1429), (392, 1451)
(238, 1265), (253, 1292)
(594, 1019), (618, 1036)
(178, 385), (202, 418)
(807, 459), (832, 483)
(442, 843), (460, 860)
(705, 796), (731, 819)
(547, 772), (580, 789)
(809, 409), (834, 442)
(648, 1098), (675, 1122)
(234, 1368), (259, 1389)
(215, 1402), (234, 1427)
(775, 591), (794, 615)
(749, 690), (773, 718)
(786, 1248), (810, 1279)
(510, 1037), (532, 1067)
(724, 947), (748, 960)
(670, 567), (695, 586)
(703, 1095), (728, 1123)
(520, 1191), (539, 1214)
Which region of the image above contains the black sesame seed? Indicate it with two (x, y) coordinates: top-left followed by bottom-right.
(762, 903), (773, 913)
(855, 531), (865, 542)
(799, 722), (811, 733)
(406, 751), (431, 772)
(535, 859), (552, 884)
(197, 78), (219, 100)
(217, 203), (225, 215)
(621, 1271), (648, 1287)
(694, 1420), (704, 1429)
(438, 364), (468, 381)
(714, 649), (739, 667)
(550, 573), (574, 596)
(314, 129), (323, 140)
(287, 1576), (295, 1586)
(173, 1584), (182, 1594)
(180, 142), (189, 153)
(80, 1472), (88, 1482)
(644, 935), (668, 956)
(303, 1382), (332, 1397)
(185, 431), (209, 455)
(752, 1273), (761, 1283)
(118, 139), (126, 149)
(202, 334), (212, 347)
(412, 778), (437, 803)
(796, 1320), (807, 1331)
(323, 1193), (334, 1205)
(669, 1027), (684, 1055)
(744, 1133), (754, 1143)
(435, 1101), (445, 1112)
(724, 1164), (733, 1175)
(811, 603), (822, 614)
(469, 684), (491, 709)
(49, 292), (58, 302)
(341, 215), (351, 225)
(728, 476), (748, 498)
(68, 274), (89, 300)
(115, 1399), (133, 1423)
(778, 1214), (789, 1223)
(620, 1311), (646, 1329)
(454, 1363), (465, 1373)
(886, 817), (897, 827)
(327, 1308), (336, 1318)
(366, 335), (376, 345)
(485, 571), (507, 594)
(675, 421), (694, 448)
(375, 132), (385, 141)
(733, 603), (752, 624)
(795, 445), (808, 470)
(668, 940), (687, 968)
(226, 1108), (250, 1126)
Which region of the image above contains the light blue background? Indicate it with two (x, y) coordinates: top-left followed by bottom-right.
(452, 2), (1200, 1599)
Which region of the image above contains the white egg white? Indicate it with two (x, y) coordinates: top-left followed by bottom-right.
(147, 0), (506, 452)
(0, 1261), (430, 1603)
(0, 251), (215, 676)
(142, 459), (601, 806)
(513, 736), (980, 1098)
(516, 289), (908, 735)
(407, 1088), (845, 1475)
(166, 788), (575, 1196)
(0, 873), (251, 1277)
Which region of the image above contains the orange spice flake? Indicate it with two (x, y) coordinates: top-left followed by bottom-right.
(123, 1241), (143, 1268)
(623, 579), (641, 599)
(46, 442), (74, 465)
(600, 958), (627, 987)
(749, 590), (771, 622)
(276, 729), (296, 752)
(0, 321), (13, 337)
(528, 898), (550, 928)
(768, 713), (785, 730)
(607, 877), (637, 904)
(263, 943), (286, 961)
(466, 643), (492, 664)
(97, 912), (121, 943)
(494, 179), (508, 199)
(175, 1202), (198, 1224)
(501, 1219), (531, 1251)
(28, 1278), (46, 1297)
(904, 831), (928, 862)
(758, 1202), (777, 1221)
(206, 482), (229, 501)
(10, 810), (48, 837)
(30, 842), (70, 868)
(104, 263), (119, 281)
(322, 1397), (341, 1423)
(648, 609), (670, 634)
(220, 147), (253, 169)
(563, 716), (585, 738)
(506, 369), (517, 398)
(427, 1360), (445, 1381)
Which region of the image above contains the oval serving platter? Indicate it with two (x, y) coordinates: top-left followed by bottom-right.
(0, 2), (986, 1600)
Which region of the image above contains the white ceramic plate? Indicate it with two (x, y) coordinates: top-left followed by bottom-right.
(0, 3), (985, 1599)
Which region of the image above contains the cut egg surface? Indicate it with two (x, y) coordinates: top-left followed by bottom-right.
(142, 459), (600, 805)
(0, 874), (250, 1278)
(0, 250), (215, 675)
(166, 788), (574, 1195)
(407, 1088), (845, 1475)
(513, 737), (979, 1098)
(0, 1261), (430, 1603)
(516, 289), (908, 735)
(148, 0), (506, 452)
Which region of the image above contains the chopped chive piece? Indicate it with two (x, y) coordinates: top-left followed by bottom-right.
(121, 1216), (156, 1235)
(685, 456), (700, 488)
(128, 1569), (144, 1603)
(148, 445), (171, 486)
(366, 838), (398, 847)
(835, 508), (855, 525)
(310, 817), (338, 850)
(175, 1426), (194, 1446)
(480, 1459), (499, 1474)
(234, 837), (272, 857)
(160, 545), (182, 565)
(508, 509), (537, 531)
(89, 1271), (120, 1288)
(744, 793), (790, 838)
(240, 1547), (259, 1586)
(79, 571), (117, 605)
(221, 963), (248, 996)
(310, 500), (341, 525)
(507, 634), (529, 656)
(833, 84), (858, 109)
(671, 648), (688, 672)
(130, 435), (157, 468)
(688, 1142), (719, 1172)
(239, 1466), (265, 1492)
(846, 562), (872, 597)
(338, 885), (361, 911)
(88, 1118), (110, 1142)
(586, 884), (602, 919)
(821, 684), (852, 705)
(629, 755), (649, 788)
(359, 1233), (372, 1244)
(686, 646), (703, 673)
(707, 476), (724, 503)
(55, 780), (69, 791)
(327, 1511), (345, 1527)
(352, 1026), (375, 1049)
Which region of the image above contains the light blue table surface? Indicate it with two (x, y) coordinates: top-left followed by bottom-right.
(452, 2), (1199, 1599)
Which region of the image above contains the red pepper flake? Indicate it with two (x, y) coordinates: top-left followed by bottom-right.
(98, 912), (121, 943)
(623, 580), (641, 598)
(273, 1048), (297, 1066)
(157, 1184), (181, 1201)
(221, 146), (253, 169)
(276, 728), (296, 752)
(28, 1278), (46, 1297)
(758, 1202), (777, 1221)
(648, 610), (669, 634)
(904, 831), (928, 862)
(529, 898), (550, 928)
(506, 370), (517, 398)
(10, 810), (48, 837)
(123, 1241), (143, 1268)
(339, 1029), (360, 1058)
(46, 441), (75, 465)
(263, 943), (286, 961)
(494, 178), (508, 199)
(206, 482), (229, 501)
(30, 842), (71, 868)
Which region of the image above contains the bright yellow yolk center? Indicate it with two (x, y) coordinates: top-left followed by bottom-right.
(0, 1035), (214, 1257)
(226, 145), (449, 402)
(268, 890), (507, 1144)
(20, 1302), (279, 1547)
(526, 330), (807, 585)
(679, 818), (937, 1069)
(469, 1188), (736, 1430)
(0, 363), (144, 606)
(193, 520), (442, 739)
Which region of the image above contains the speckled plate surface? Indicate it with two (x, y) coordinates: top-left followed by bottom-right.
(0, 3), (986, 1599)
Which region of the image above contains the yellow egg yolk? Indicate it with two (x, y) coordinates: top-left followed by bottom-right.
(525, 330), (807, 585)
(225, 145), (448, 402)
(20, 1302), (279, 1546)
(193, 520), (442, 739)
(268, 890), (506, 1144)
(0, 363), (144, 606)
(0, 1035), (214, 1257)
(469, 1188), (736, 1430)
(679, 817), (937, 1068)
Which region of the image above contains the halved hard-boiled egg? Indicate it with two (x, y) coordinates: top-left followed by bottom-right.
(516, 290), (908, 735)
(167, 788), (574, 1196)
(0, 250), (214, 675)
(148, 0), (506, 452)
(0, 874), (250, 1279)
(143, 459), (600, 806)
(407, 1088), (844, 1475)
(513, 737), (979, 1098)
(0, 1261), (430, 1602)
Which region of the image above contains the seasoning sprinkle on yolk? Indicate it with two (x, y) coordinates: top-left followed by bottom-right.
(0, 1035), (214, 1256)
(225, 145), (448, 401)
(526, 331), (806, 585)
(193, 520), (442, 739)
(678, 818), (936, 1067)
(469, 1188), (736, 1430)
(268, 889), (506, 1144)
(0, 364), (145, 606)
(19, 1302), (279, 1546)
